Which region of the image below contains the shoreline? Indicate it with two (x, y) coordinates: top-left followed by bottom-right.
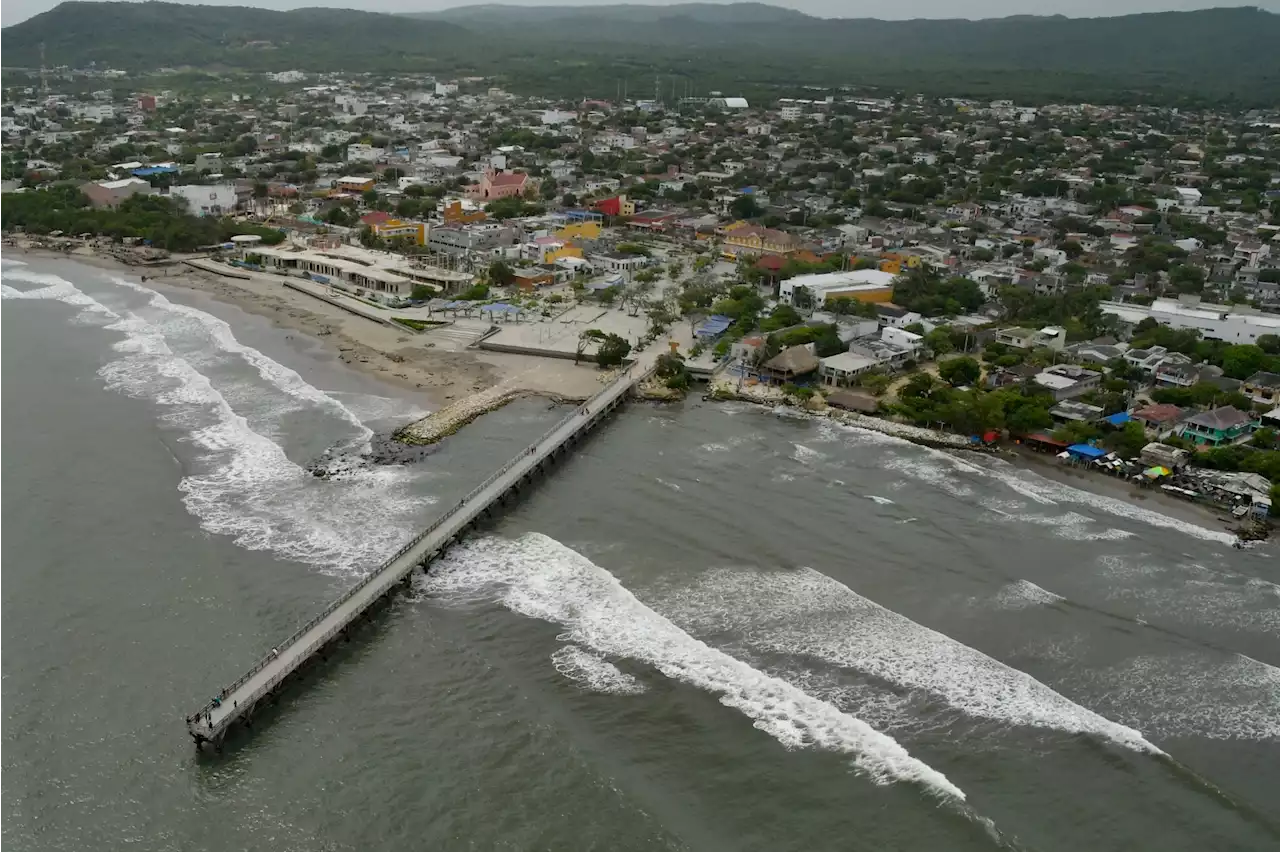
(707, 383), (1242, 534)
(4, 241), (607, 411)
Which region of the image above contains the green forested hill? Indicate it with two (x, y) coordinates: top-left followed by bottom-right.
(4, 2), (1279, 105)
(1, 2), (476, 71)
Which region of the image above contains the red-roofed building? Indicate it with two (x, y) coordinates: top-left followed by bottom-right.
(467, 167), (535, 201)
(360, 210), (393, 226)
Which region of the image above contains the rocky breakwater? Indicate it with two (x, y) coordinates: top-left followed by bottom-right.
(394, 385), (528, 446)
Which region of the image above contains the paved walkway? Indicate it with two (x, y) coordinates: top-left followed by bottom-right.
(186, 364), (644, 743)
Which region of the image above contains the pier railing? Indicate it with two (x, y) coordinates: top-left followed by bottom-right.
(188, 364), (639, 727)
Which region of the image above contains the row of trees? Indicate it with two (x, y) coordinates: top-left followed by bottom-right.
(2, 184), (284, 252)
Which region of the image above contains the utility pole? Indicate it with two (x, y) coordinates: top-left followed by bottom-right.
(40, 42), (49, 93)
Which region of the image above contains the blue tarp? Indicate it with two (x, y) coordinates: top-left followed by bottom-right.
(1103, 412), (1131, 426)
(132, 165), (178, 176)
(1067, 444), (1107, 459)
(695, 315), (734, 338)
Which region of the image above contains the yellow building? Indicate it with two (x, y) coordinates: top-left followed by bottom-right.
(555, 221), (601, 241)
(335, 176), (375, 193)
(372, 219), (426, 245)
(723, 224), (800, 259)
(544, 244), (584, 263)
(443, 200), (487, 224)
(878, 252), (923, 275)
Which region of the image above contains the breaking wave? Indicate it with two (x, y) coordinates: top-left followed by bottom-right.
(992, 579), (1067, 610)
(5, 268), (430, 571)
(423, 533), (968, 802)
(551, 645), (647, 695)
(1080, 653), (1280, 740)
(655, 567), (1161, 755)
(109, 276), (373, 453)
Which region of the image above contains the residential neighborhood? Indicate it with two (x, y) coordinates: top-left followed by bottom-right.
(4, 67), (1280, 520)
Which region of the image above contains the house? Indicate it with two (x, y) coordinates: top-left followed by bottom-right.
(593, 195), (635, 217)
(370, 218), (426, 245)
(1100, 296), (1280, 345)
(1049, 400), (1105, 423)
(994, 325), (1066, 351)
(1033, 364), (1102, 401)
(591, 252), (646, 275)
(818, 352), (881, 387)
(1123, 345), (1172, 373)
(759, 345), (820, 384)
(510, 267), (554, 291)
(1242, 371), (1280, 406)
(81, 177), (153, 208)
(335, 176), (375, 193)
(1140, 442), (1191, 470)
(1130, 404), (1188, 437)
(1178, 406), (1258, 446)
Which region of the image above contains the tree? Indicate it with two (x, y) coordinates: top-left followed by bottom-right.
(488, 260), (515, 288)
(595, 333), (631, 368)
(729, 194), (762, 219)
(410, 284), (434, 301)
(939, 356), (981, 386)
(1221, 344), (1269, 380)
(924, 327), (955, 356)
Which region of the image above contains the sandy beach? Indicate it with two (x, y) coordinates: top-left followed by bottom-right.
(4, 240), (611, 409)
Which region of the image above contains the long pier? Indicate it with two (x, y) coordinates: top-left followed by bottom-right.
(185, 364), (648, 748)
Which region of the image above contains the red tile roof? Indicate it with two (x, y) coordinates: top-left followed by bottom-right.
(360, 211), (392, 225)
(489, 172), (528, 187)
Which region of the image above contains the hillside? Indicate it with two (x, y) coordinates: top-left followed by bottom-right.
(0, 1), (475, 71)
(4, 2), (1279, 104)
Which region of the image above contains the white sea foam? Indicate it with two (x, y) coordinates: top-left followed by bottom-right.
(656, 567), (1162, 755)
(424, 533), (968, 801)
(969, 456), (1235, 544)
(551, 645), (647, 695)
(882, 456), (975, 498)
(1, 257), (28, 267)
(95, 308), (432, 569)
(1082, 653), (1280, 740)
(1100, 562), (1280, 635)
(992, 579), (1066, 610)
(2, 268), (120, 318)
(995, 510), (1135, 541)
(109, 276), (373, 452)
(791, 443), (827, 464)
(654, 477), (682, 492)
(9, 268), (430, 571)
(866, 495), (896, 505)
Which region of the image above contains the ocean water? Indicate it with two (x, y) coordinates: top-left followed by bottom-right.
(4, 256), (1279, 851)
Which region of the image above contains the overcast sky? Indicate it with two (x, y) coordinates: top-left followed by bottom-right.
(3, 0), (1276, 27)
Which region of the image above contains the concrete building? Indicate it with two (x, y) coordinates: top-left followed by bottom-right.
(1033, 364), (1102, 401)
(81, 177), (153, 208)
(1100, 297), (1280, 344)
(778, 270), (897, 306)
(168, 184), (237, 216)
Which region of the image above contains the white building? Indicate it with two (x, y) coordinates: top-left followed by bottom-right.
(1101, 297), (1280, 344)
(1174, 187), (1202, 208)
(168, 184), (237, 217)
(778, 270), (897, 306)
(541, 109), (577, 126)
(346, 143), (385, 163)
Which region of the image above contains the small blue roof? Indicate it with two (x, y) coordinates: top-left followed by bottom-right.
(1067, 444), (1107, 459)
(695, 315), (734, 337)
(1103, 411), (1131, 426)
(132, 165), (178, 176)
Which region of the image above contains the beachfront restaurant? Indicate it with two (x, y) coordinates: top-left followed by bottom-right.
(255, 247), (412, 298)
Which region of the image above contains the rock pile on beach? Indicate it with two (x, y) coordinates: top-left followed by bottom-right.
(306, 433), (437, 478)
(395, 385), (526, 445)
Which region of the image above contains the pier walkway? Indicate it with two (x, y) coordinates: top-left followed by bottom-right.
(186, 362), (648, 748)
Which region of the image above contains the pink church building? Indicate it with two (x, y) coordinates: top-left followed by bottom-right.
(467, 168), (534, 201)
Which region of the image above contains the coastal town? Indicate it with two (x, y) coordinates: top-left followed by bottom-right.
(4, 67), (1280, 529)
